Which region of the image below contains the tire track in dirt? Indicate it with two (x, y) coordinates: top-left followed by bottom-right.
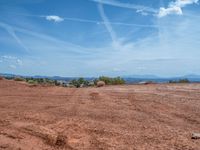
(1, 80), (200, 149)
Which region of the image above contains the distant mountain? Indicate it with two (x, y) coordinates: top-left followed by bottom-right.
(182, 74), (200, 79)
(123, 74), (200, 83)
(1, 73), (200, 83)
(0, 73), (17, 78)
(123, 74), (160, 79)
(0, 73), (95, 81)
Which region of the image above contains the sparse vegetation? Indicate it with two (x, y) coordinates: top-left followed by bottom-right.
(69, 78), (89, 88)
(14, 77), (25, 81)
(27, 80), (38, 84)
(8, 75), (125, 88)
(169, 79), (190, 83)
(25, 78), (55, 85)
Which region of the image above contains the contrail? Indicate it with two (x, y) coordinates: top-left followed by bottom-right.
(98, 2), (118, 42)
(0, 22), (29, 52)
(91, 0), (158, 13)
(62, 16), (158, 28)
(0, 22), (94, 55)
(5, 12), (157, 28)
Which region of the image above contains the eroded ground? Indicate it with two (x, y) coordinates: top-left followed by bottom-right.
(0, 79), (200, 150)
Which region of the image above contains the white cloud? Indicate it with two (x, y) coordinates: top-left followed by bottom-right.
(158, 6), (182, 17)
(158, 0), (199, 17)
(136, 9), (149, 16)
(45, 15), (64, 22)
(173, 0), (199, 7)
(1, 55), (23, 68)
(2, 55), (17, 59)
(16, 59), (23, 66)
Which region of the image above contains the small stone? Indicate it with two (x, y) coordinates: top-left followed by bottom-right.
(192, 133), (200, 139)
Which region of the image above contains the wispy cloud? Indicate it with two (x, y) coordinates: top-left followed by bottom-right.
(9, 65), (16, 69)
(158, 0), (199, 17)
(45, 15), (64, 22)
(136, 9), (149, 16)
(2, 55), (17, 59)
(1, 55), (23, 68)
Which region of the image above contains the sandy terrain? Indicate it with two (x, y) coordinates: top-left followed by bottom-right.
(0, 79), (200, 150)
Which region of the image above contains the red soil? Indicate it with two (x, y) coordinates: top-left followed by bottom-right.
(0, 79), (200, 150)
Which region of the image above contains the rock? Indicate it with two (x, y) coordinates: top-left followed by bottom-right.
(97, 81), (105, 87)
(192, 133), (200, 139)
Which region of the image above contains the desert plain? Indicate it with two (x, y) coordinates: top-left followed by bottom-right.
(0, 79), (200, 150)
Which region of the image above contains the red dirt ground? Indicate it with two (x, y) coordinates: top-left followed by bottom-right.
(0, 79), (200, 150)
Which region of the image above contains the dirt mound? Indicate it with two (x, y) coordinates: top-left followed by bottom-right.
(0, 80), (200, 149)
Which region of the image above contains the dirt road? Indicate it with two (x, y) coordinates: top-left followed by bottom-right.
(0, 79), (200, 149)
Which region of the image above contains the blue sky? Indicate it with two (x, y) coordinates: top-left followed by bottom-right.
(0, 0), (200, 77)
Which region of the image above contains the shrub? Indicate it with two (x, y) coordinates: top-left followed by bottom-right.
(69, 78), (90, 88)
(54, 80), (61, 86)
(14, 77), (25, 81)
(169, 80), (176, 83)
(179, 79), (190, 83)
(99, 76), (112, 85)
(169, 79), (190, 83)
(27, 80), (38, 84)
(96, 76), (125, 85)
(112, 77), (125, 85)
(70, 79), (80, 88)
(25, 78), (56, 85)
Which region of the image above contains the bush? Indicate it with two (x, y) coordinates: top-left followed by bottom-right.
(112, 77), (125, 85)
(69, 78), (90, 88)
(169, 80), (176, 83)
(179, 79), (190, 83)
(96, 76), (125, 85)
(54, 80), (61, 86)
(25, 78), (56, 85)
(27, 80), (38, 84)
(14, 77), (25, 81)
(169, 79), (190, 83)
(70, 79), (80, 88)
